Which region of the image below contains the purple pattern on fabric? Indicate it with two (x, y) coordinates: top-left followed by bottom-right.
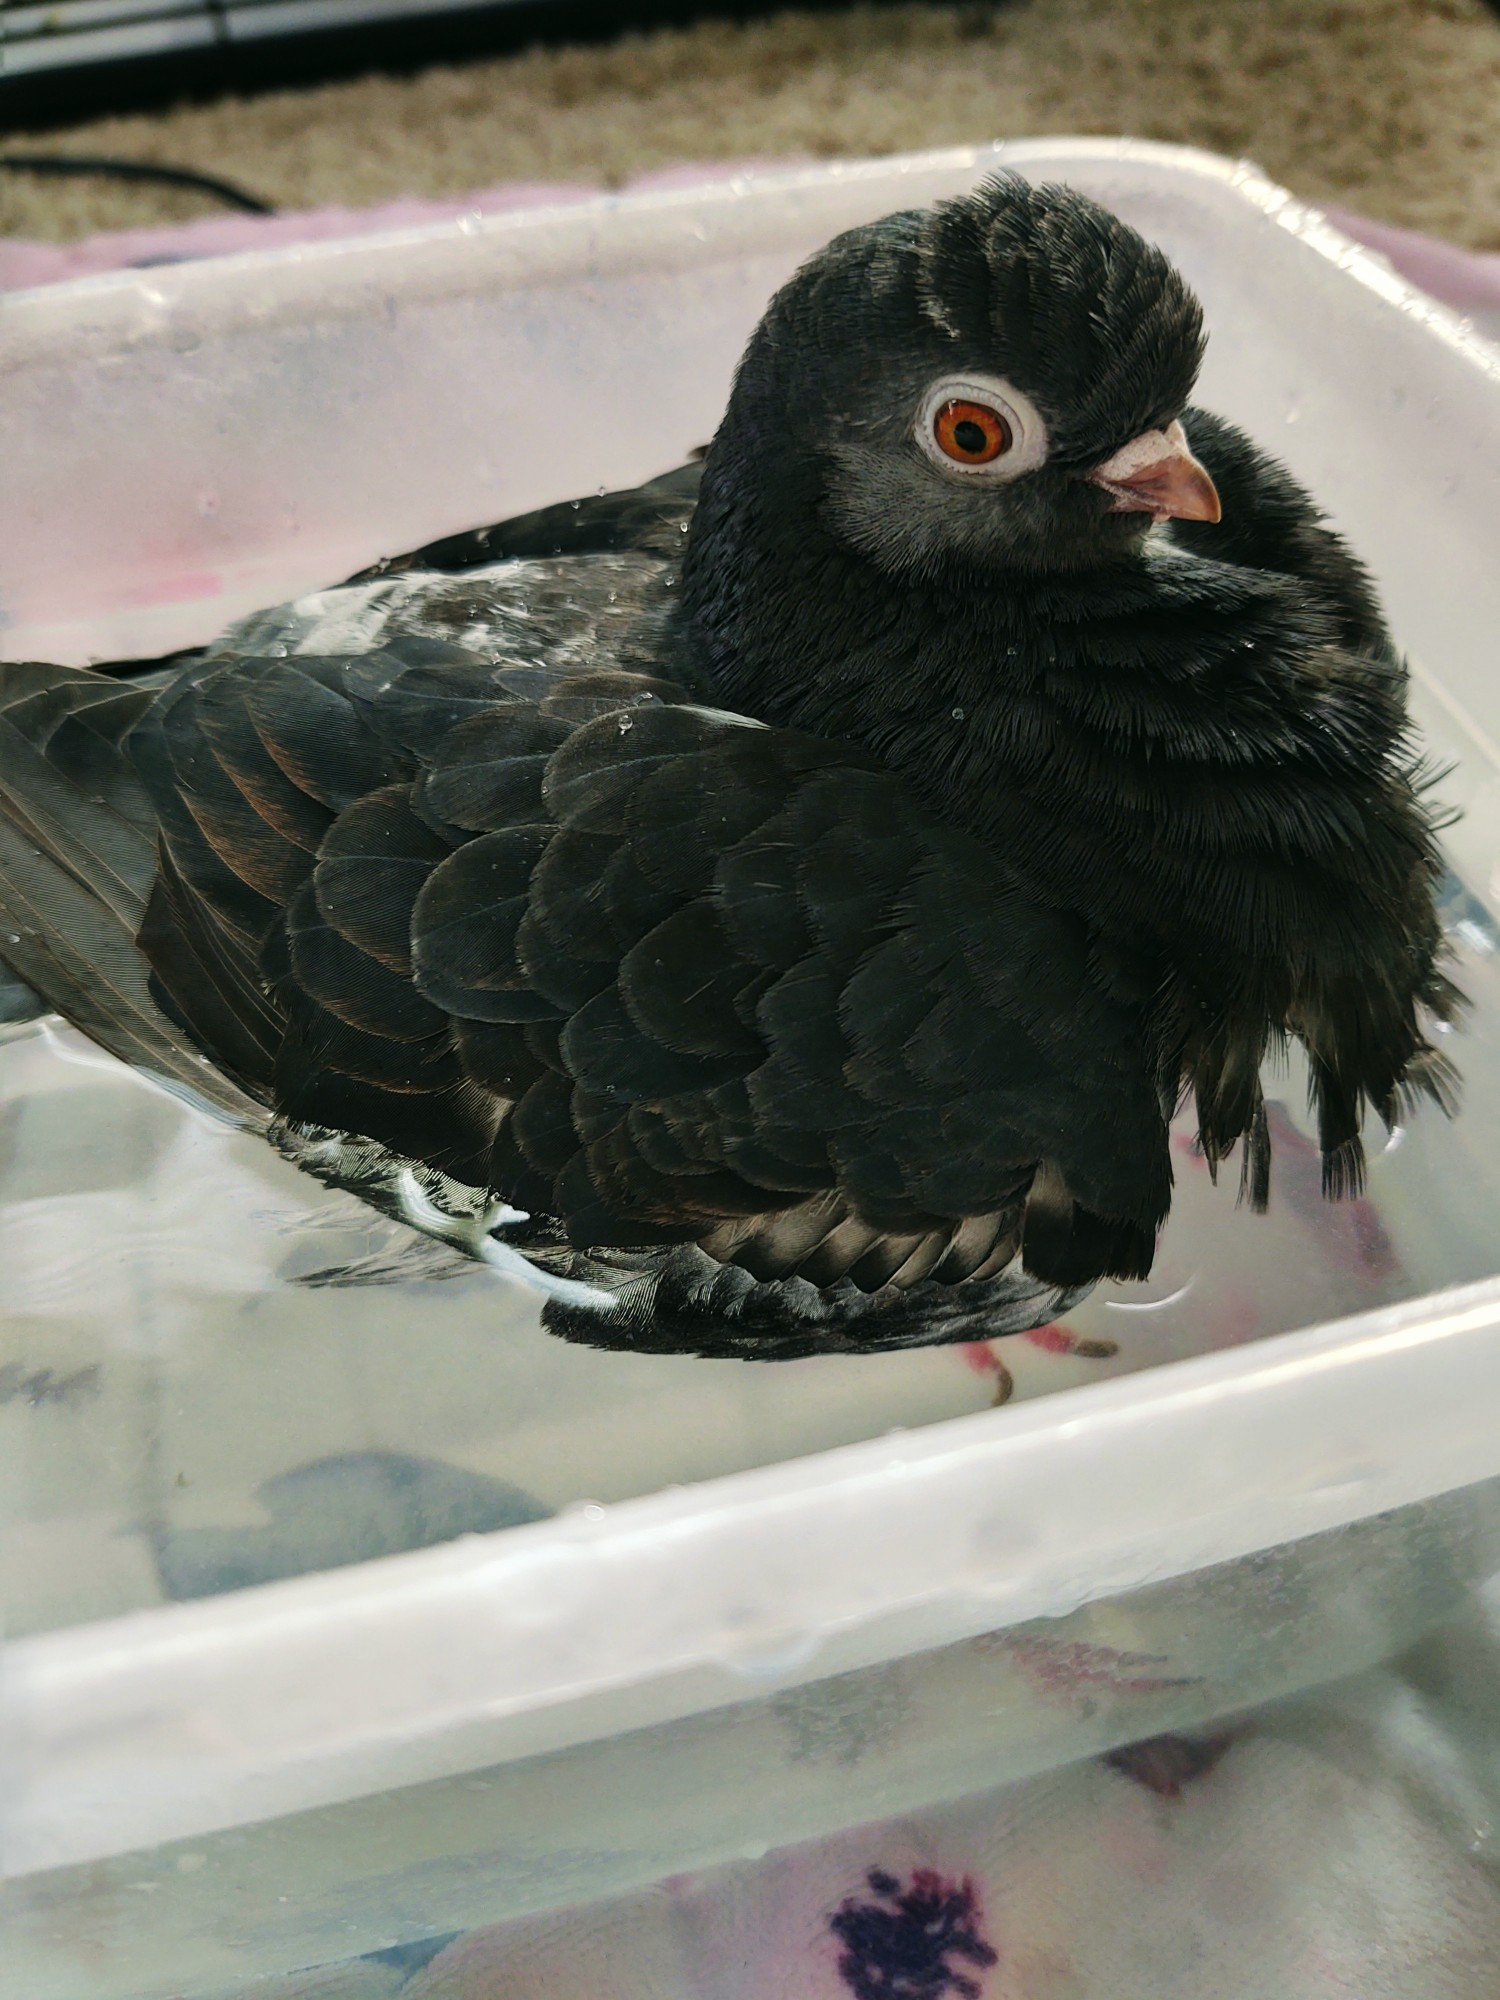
(830, 1867), (998, 1999)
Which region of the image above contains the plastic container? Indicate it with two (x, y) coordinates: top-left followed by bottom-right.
(4, 139), (1500, 2000)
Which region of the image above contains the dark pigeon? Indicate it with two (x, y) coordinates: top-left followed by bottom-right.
(0, 174), (1457, 1359)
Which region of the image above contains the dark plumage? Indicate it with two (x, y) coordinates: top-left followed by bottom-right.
(0, 174), (1458, 1359)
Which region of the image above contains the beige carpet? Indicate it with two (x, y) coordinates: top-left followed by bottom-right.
(4, 0), (1500, 247)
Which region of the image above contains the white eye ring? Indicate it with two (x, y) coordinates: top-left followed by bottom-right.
(914, 373), (1049, 481)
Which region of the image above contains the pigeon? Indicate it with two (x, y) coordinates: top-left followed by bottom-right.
(0, 173), (1458, 1361)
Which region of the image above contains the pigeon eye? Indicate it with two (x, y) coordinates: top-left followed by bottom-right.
(915, 375), (1046, 482)
(934, 399), (1011, 464)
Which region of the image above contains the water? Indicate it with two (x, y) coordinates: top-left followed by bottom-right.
(2, 871), (1499, 1646)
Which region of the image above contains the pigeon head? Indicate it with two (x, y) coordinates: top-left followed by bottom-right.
(693, 174), (1217, 585)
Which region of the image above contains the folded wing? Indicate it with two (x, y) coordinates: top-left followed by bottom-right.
(0, 609), (1171, 1291)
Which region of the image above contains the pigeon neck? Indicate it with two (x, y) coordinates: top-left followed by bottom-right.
(679, 460), (1047, 733)
(677, 453), (1131, 789)
(678, 464), (1368, 988)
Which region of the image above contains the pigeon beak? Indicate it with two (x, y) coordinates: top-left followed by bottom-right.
(1087, 420), (1222, 524)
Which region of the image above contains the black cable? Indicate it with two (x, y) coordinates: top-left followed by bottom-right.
(0, 153), (275, 215)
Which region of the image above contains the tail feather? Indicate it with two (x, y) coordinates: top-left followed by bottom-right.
(0, 663), (262, 1120)
(0, 710), (156, 928)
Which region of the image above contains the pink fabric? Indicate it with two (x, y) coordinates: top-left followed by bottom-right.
(1322, 204), (1500, 318)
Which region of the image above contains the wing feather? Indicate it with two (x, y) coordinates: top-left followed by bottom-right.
(2, 591), (1167, 1293)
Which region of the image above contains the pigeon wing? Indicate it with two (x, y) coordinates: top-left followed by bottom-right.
(3, 642), (1171, 1292)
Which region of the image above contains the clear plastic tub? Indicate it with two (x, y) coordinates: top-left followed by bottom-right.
(4, 139), (1500, 2000)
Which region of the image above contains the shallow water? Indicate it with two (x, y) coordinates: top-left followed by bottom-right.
(2, 869), (1498, 1645)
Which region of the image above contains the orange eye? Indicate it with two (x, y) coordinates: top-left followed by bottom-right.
(933, 398), (1012, 465)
